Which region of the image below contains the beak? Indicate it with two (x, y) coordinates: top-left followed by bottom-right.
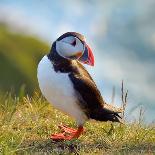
(79, 43), (94, 66)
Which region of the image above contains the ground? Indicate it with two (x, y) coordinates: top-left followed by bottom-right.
(0, 93), (155, 155)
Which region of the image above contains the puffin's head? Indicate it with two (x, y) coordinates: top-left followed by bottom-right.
(55, 32), (94, 66)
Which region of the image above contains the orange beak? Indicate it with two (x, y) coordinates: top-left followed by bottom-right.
(79, 43), (94, 66)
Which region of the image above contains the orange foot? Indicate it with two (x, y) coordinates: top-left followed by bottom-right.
(51, 125), (84, 141)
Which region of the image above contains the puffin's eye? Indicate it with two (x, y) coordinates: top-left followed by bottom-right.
(71, 39), (76, 46)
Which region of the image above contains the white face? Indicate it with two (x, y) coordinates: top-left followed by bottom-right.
(56, 36), (85, 59)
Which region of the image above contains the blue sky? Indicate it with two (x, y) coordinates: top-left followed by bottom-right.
(0, 0), (155, 122)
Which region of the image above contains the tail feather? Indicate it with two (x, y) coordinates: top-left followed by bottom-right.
(90, 107), (123, 123)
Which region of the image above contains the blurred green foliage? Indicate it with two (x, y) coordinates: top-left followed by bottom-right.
(0, 24), (49, 94)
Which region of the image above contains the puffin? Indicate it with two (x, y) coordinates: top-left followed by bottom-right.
(37, 32), (122, 140)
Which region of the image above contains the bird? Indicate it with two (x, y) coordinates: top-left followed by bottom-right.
(37, 32), (122, 141)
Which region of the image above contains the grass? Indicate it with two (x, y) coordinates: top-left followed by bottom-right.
(0, 93), (155, 155)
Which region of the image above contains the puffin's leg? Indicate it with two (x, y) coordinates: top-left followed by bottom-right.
(68, 126), (84, 139)
(51, 126), (84, 140)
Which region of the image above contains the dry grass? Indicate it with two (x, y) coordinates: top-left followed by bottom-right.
(0, 92), (155, 155)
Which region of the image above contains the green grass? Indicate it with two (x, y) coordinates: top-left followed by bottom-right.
(0, 93), (155, 155)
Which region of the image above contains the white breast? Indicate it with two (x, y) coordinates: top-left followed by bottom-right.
(37, 55), (87, 125)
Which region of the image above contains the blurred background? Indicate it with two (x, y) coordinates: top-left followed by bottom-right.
(0, 0), (155, 122)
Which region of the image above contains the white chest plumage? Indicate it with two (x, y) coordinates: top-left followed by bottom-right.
(37, 55), (87, 125)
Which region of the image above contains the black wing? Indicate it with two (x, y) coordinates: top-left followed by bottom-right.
(69, 62), (122, 119)
(69, 72), (105, 114)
